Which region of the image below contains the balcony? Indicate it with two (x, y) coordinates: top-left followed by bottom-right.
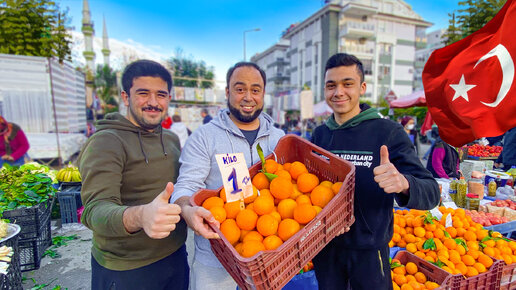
(340, 44), (374, 59)
(341, 2), (378, 17)
(339, 21), (375, 39)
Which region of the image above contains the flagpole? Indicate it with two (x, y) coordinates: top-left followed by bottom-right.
(47, 58), (62, 167)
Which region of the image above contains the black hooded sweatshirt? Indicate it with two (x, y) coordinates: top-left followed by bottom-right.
(311, 104), (440, 249)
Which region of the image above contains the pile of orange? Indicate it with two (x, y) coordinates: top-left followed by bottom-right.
(391, 258), (440, 290)
(202, 159), (343, 258)
(390, 207), (516, 278)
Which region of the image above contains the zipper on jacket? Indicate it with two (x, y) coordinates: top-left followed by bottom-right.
(249, 144), (253, 164)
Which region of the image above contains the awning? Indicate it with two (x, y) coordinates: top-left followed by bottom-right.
(313, 101), (333, 117)
(389, 90), (426, 108)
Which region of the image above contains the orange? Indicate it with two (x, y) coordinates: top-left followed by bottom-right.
(202, 196), (224, 210)
(413, 227), (425, 238)
(310, 185), (334, 208)
(239, 229), (250, 242)
(263, 235), (283, 250)
(270, 177), (293, 200)
(242, 231), (263, 243)
(244, 185), (258, 203)
(297, 173), (320, 193)
(264, 159), (279, 174)
(259, 189), (273, 199)
(483, 247), (495, 257)
(404, 234), (416, 243)
(433, 228), (444, 240)
(478, 254), (494, 268)
(424, 223), (437, 232)
(443, 238), (457, 250)
(220, 188), (227, 202)
(392, 233), (402, 243)
(241, 240), (265, 258)
(209, 206), (227, 223)
(465, 266), (479, 277)
(425, 281), (439, 290)
(293, 204), (317, 225)
(406, 243), (418, 253)
(234, 242), (243, 254)
(331, 182), (343, 195)
(473, 262), (487, 273)
(277, 199), (297, 219)
(461, 254), (475, 266)
(253, 195), (275, 216)
(224, 201), (242, 219)
(278, 219), (301, 242)
(394, 274), (407, 286)
(449, 250), (461, 264)
(236, 209), (258, 231)
(463, 231), (477, 242)
(252, 172), (270, 190)
(414, 272), (426, 284)
(220, 219), (241, 245)
(289, 161), (308, 180)
(454, 262), (467, 275)
(320, 180), (333, 188)
(296, 194), (312, 206)
(282, 162), (292, 172)
(270, 211), (282, 222)
(405, 262), (418, 275)
(290, 184), (303, 200)
(313, 205), (322, 215)
(456, 245), (466, 256)
(275, 169), (292, 181)
(256, 214), (279, 237)
(393, 266), (406, 275)
(445, 227), (457, 238)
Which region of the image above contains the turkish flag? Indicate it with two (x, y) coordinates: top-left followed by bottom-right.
(422, 0), (516, 147)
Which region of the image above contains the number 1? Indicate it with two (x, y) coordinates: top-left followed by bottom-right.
(228, 168), (242, 194)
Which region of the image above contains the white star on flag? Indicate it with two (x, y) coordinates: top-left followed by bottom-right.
(450, 74), (477, 102)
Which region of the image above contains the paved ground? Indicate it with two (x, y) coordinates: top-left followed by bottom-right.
(19, 143), (431, 289)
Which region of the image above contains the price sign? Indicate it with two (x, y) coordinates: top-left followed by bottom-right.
(215, 153), (253, 203)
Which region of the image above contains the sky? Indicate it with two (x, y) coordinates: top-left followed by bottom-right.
(59, 0), (461, 85)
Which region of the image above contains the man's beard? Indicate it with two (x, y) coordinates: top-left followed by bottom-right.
(227, 99), (263, 123)
(129, 104), (164, 131)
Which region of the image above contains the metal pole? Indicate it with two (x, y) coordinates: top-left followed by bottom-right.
(47, 58), (62, 167)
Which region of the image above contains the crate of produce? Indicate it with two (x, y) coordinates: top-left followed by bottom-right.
(0, 224), (22, 290)
(393, 251), (454, 289)
(57, 184), (82, 224)
(2, 198), (53, 240)
(17, 216), (51, 272)
(449, 258), (503, 290)
(191, 134), (355, 290)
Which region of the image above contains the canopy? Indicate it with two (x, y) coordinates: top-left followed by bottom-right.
(389, 90), (426, 108)
(313, 101), (333, 117)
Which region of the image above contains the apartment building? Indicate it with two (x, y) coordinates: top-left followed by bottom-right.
(414, 28), (446, 90)
(253, 0), (432, 105)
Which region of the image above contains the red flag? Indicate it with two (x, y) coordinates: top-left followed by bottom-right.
(422, 0), (516, 147)
(420, 111), (433, 136)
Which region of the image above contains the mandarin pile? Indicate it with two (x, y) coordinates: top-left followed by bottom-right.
(390, 207), (516, 278)
(391, 258), (440, 290)
(203, 159), (343, 258)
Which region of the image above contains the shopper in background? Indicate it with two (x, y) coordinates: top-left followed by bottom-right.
(495, 127), (516, 171)
(0, 116), (29, 167)
(426, 129), (460, 179)
(201, 108), (212, 124)
(401, 116), (419, 155)
(169, 114), (191, 149)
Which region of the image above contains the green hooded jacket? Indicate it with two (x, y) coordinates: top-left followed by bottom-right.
(78, 113), (186, 271)
(325, 104), (382, 130)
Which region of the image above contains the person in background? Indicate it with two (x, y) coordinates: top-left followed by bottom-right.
(423, 124), (438, 160)
(171, 62), (285, 290)
(201, 108), (212, 124)
(0, 116), (29, 166)
(162, 114), (173, 130)
(401, 116), (419, 155)
(310, 53), (440, 289)
(78, 60), (188, 290)
(426, 129), (460, 179)
(169, 114), (190, 149)
(495, 127), (516, 171)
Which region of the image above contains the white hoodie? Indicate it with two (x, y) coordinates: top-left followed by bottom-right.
(169, 122), (189, 149)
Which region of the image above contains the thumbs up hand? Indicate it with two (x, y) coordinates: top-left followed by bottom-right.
(139, 182), (182, 239)
(373, 145), (410, 194)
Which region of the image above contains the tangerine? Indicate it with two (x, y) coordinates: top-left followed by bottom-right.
(224, 201), (242, 219)
(289, 161), (308, 180)
(277, 199), (297, 219)
(220, 219), (241, 245)
(236, 209), (258, 231)
(293, 204), (317, 225)
(252, 172), (270, 190)
(270, 177), (293, 200)
(310, 185), (334, 208)
(241, 240), (265, 258)
(297, 173), (320, 193)
(264, 159), (279, 174)
(202, 196), (224, 210)
(331, 182), (343, 195)
(263, 235), (283, 250)
(209, 206), (227, 223)
(253, 195), (275, 216)
(278, 219), (300, 242)
(256, 214), (279, 237)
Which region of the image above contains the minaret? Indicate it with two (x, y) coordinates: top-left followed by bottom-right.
(102, 16), (111, 67)
(82, 0), (95, 74)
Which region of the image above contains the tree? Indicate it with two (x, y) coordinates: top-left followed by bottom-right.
(443, 0), (506, 45)
(167, 48), (215, 88)
(0, 0), (72, 62)
(95, 65), (119, 114)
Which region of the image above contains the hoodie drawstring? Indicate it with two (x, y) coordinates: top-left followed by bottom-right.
(160, 130), (168, 157)
(225, 130), (236, 153)
(138, 130), (149, 164)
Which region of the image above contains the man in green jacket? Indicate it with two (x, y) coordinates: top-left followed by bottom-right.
(78, 60), (188, 290)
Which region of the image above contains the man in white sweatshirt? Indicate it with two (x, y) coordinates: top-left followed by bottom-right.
(170, 62), (285, 289)
(169, 115), (190, 149)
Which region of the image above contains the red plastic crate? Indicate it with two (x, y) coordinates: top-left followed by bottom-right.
(449, 258), (503, 290)
(190, 134), (355, 290)
(394, 251), (454, 289)
(499, 262), (516, 290)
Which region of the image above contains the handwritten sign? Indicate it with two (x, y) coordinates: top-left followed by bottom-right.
(215, 153), (253, 203)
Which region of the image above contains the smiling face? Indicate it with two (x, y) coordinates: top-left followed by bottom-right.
(324, 65), (366, 125)
(122, 76), (171, 131)
(226, 66), (265, 130)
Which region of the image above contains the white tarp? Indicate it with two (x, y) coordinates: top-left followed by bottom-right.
(313, 101), (333, 117)
(26, 133), (87, 162)
(299, 90), (314, 120)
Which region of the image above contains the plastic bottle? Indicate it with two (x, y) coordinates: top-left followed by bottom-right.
(449, 178), (457, 203)
(496, 175), (502, 188)
(508, 166), (516, 180)
(466, 193), (480, 211)
(488, 179), (497, 197)
(456, 176), (468, 208)
(507, 176), (514, 188)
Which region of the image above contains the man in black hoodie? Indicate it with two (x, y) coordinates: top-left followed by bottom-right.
(311, 53), (440, 289)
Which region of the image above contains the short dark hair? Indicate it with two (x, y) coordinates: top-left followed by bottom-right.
(226, 62), (266, 89)
(201, 108), (209, 115)
(172, 115), (181, 122)
(325, 53), (364, 83)
(122, 60), (173, 95)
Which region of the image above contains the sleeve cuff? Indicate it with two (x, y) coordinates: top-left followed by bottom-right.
(170, 191), (192, 204)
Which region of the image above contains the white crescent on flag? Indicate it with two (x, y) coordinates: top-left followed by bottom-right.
(473, 44), (515, 107)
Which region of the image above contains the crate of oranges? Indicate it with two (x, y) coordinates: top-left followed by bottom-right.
(490, 237), (516, 290)
(392, 251), (453, 289)
(190, 134), (355, 290)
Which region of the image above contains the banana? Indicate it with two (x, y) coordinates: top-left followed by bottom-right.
(64, 169), (72, 182)
(72, 170), (82, 182)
